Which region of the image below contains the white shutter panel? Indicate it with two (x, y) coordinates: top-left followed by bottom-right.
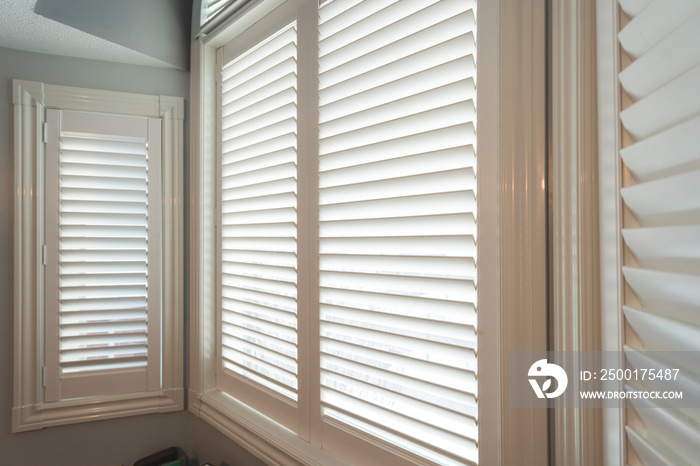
(617, 1), (700, 464)
(318, 1), (478, 464)
(45, 109), (162, 400)
(217, 20), (299, 429)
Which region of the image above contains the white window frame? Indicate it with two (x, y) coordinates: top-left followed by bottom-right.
(188, 0), (547, 464)
(13, 80), (185, 433)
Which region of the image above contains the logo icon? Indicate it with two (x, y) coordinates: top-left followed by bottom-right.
(528, 359), (568, 399)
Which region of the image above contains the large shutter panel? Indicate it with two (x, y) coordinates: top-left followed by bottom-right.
(218, 23), (300, 410)
(318, 0), (478, 464)
(45, 109), (161, 400)
(617, 1), (700, 464)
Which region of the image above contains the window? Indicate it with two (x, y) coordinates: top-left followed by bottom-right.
(190, 0), (547, 464)
(13, 80), (184, 432)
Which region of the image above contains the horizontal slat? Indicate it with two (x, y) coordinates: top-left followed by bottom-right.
(222, 178), (296, 203)
(60, 162), (146, 180)
(322, 371), (473, 439)
(222, 333), (297, 373)
(222, 285), (297, 314)
(59, 296), (147, 313)
(59, 212), (147, 227)
(320, 168), (475, 204)
(619, 0), (652, 17)
(59, 250), (147, 262)
(222, 297), (297, 328)
(223, 206), (296, 226)
(320, 79), (474, 140)
(222, 348), (298, 390)
(321, 338), (476, 392)
(221, 236), (296, 253)
(221, 191), (296, 213)
(624, 306), (700, 351)
(223, 361), (298, 401)
(320, 235), (475, 257)
(222, 147), (296, 178)
(621, 169), (700, 226)
(60, 284), (147, 301)
(320, 56), (475, 124)
(618, 0), (700, 59)
(222, 315), (297, 348)
(222, 41), (297, 97)
(222, 222), (296, 238)
(59, 272), (147, 288)
(626, 426), (674, 466)
(223, 161), (296, 189)
(319, 123), (475, 171)
(60, 345), (147, 364)
(321, 391), (477, 463)
(628, 392), (700, 465)
(59, 137), (147, 155)
(222, 25), (296, 81)
(619, 10), (700, 100)
(59, 174), (146, 191)
(59, 321), (147, 337)
(59, 150), (147, 168)
(322, 304), (475, 347)
(321, 287), (475, 326)
(624, 346), (700, 412)
(320, 19), (474, 91)
(321, 321), (475, 369)
(60, 187), (147, 204)
(623, 267), (700, 325)
(61, 199), (146, 215)
(222, 248), (296, 268)
(223, 260), (296, 283)
(622, 225), (700, 274)
(621, 115), (700, 182)
(59, 310), (146, 325)
(61, 359), (146, 374)
(320, 0), (472, 70)
(320, 101), (475, 155)
(223, 101), (297, 140)
(320, 213), (475, 238)
(222, 78), (296, 120)
(60, 237), (147, 250)
(620, 64), (700, 141)
(222, 132), (297, 163)
(320, 254), (475, 279)
(322, 353), (475, 414)
(60, 333), (147, 350)
(320, 33), (474, 106)
(319, 0), (399, 45)
(320, 270), (475, 302)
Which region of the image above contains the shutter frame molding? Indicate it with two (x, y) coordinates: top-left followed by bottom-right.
(12, 80), (184, 433)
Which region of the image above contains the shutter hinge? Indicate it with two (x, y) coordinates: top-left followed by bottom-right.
(43, 122), (48, 144)
(42, 366), (47, 387)
(42, 244), (47, 266)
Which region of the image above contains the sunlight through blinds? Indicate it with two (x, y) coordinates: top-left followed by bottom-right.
(317, 0), (479, 464)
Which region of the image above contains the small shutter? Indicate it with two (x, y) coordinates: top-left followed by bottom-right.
(317, 0), (478, 464)
(45, 109), (162, 401)
(617, 0), (700, 464)
(217, 21), (299, 428)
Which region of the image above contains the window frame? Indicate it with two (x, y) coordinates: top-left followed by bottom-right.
(13, 79), (185, 433)
(188, 0), (547, 464)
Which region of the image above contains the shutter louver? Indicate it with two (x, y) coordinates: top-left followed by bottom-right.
(318, 0), (478, 464)
(219, 24), (299, 403)
(617, 1), (700, 464)
(45, 110), (161, 400)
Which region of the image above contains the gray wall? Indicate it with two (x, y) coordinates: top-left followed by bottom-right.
(34, 0), (191, 70)
(0, 46), (263, 466)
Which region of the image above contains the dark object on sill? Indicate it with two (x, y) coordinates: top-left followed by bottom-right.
(134, 446), (181, 466)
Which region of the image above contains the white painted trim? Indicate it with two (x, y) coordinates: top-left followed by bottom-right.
(596, 0), (627, 465)
(550, 1), (604, 464)
(188, 0), (548, 464)
(12, 79), (185, 433)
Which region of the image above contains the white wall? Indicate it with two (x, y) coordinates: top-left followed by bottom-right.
(0, 46), (263, 466)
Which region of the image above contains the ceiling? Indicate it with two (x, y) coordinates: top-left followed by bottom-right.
(0, 0), (173, 68)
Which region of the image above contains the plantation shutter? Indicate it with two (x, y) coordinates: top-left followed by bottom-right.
(44, 109), (162, 401)
(616, 0), (700, 464)
(317, 0), (478, 464)
(216, 6), (300, 431)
